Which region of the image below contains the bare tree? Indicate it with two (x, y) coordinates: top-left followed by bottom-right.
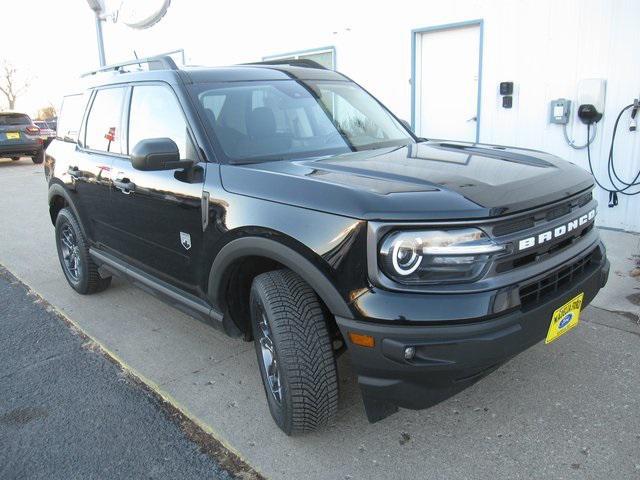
(36, 105), (57, 120)
(0, 61), (30, 110)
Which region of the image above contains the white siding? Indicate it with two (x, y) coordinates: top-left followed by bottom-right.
(106, 0), (640, 232)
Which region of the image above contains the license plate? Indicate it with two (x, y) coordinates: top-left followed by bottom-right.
(545, 292), (584, 344)
(6, 132), (20, 140)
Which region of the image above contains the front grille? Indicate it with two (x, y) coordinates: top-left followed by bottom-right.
(519, 247), (600, 309)
(490, 192), (592, 238)
(495, 223), (594, 273)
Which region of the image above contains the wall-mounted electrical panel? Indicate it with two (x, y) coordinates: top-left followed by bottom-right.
(549, 98), (571, 124)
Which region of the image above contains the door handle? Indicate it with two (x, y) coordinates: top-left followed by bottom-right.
(466, 116), (478, 122)
(114, 178), (136, 194)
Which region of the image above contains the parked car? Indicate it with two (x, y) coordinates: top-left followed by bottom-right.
(0, 112), (44, 163)
(45, 56), (609, 435)
(34, 120), (56, 148)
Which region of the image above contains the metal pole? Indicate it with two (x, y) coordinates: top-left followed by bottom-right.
(94, 15), (106, 67)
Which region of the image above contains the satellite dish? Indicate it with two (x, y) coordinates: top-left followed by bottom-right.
(119, 0), (171, 29)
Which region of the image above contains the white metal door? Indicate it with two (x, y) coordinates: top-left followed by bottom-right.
(415, 24), (481, 142)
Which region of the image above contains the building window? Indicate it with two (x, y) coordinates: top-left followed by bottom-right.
(263, 47), (335, 70)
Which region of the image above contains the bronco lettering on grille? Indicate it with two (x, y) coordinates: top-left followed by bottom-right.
(518, 209), (595, 251)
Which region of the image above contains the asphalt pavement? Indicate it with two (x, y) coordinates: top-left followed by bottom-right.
(0, 158), (639, 479)
(0, 266), (243, 480)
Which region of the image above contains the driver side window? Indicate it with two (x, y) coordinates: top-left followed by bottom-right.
(128, 84), (194, 159)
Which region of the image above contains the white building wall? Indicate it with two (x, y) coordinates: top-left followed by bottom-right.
(106, 0), (640, 232)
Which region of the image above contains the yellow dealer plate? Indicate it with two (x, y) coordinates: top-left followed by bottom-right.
(545, 292), (584, 344)
(6, 132), (20, 140)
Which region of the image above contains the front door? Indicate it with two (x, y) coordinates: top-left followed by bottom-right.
(108, 83), (207, 294)
(414, 22), (482, 142)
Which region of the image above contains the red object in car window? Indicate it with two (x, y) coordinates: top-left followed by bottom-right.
(104, 127), (116, 142)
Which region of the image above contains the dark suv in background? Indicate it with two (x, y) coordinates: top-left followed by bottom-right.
(0, 112), (44, 163)
(45, 55), (609, 435)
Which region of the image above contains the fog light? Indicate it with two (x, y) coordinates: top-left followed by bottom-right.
(404, 346), (416, 360)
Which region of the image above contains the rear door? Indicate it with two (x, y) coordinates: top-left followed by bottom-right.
(69, 87), (126, 244)
(108, 82), (206, 294)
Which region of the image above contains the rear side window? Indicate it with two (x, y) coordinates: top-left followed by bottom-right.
(85, 88), (126, 153)
(0, 113), (31, 126)
(127, 84), (193, 159)
(57, 94), (87, 143)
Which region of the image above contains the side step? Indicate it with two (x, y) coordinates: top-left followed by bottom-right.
(89, 248), (224, 328)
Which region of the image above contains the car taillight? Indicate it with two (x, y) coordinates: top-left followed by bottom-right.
(25, 125), (40, 135)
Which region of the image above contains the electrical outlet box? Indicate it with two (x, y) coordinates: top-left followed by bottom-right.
(549, 98), (571, 124)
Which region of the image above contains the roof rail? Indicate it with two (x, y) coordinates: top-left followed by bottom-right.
(242, 59), (327, 70)
(81, 49), (184, 78)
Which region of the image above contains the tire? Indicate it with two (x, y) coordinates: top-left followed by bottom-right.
(32, 151), (44, 164)
(11, 157), (20, 161)
(250, 269), (338, 435)
(55, 208), (111, 294)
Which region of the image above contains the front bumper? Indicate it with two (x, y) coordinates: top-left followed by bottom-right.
(336, 243), (609, 422)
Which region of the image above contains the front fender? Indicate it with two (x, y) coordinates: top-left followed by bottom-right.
(208, 236), (356, 319)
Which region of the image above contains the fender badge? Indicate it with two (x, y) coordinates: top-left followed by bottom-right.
(180, 232), (191, 250)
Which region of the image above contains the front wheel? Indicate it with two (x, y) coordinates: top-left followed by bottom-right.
(55, 208), (111, 294)
(250, 270), (338, 435)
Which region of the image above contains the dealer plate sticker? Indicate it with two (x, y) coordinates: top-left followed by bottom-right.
(545, 292), (584, 344)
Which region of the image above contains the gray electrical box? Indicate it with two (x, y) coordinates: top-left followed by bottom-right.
(549, 98), (571, 124)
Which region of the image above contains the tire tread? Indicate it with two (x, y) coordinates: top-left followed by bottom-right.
(252, 269), (338, 434)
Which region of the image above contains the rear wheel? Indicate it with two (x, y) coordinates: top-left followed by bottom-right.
(55, 208), (111, 294)
(32, 151), (44, 164)
(250, 269), (338, 435)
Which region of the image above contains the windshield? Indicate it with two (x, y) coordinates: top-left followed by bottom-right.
(192, 79), (413, 163)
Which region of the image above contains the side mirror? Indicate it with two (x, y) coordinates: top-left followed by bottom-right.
(131, 138), (193, 171)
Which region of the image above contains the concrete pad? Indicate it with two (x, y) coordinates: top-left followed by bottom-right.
(1, 160), (639, 479)
(593, 228), (640, 318)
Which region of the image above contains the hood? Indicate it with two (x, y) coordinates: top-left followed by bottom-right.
(220, 141), (594, 221)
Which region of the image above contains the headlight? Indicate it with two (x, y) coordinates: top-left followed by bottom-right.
(378, 228), (506, 285)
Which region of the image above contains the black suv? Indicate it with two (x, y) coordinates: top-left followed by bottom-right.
(46, 56), (609, 435)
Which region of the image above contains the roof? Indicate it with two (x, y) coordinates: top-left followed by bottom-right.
(82, 55), (349, 88)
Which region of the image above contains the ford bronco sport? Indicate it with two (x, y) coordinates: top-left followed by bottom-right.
(45, 55), (609, 435)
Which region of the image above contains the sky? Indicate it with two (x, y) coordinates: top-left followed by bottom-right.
(0, 0), (366, 117)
